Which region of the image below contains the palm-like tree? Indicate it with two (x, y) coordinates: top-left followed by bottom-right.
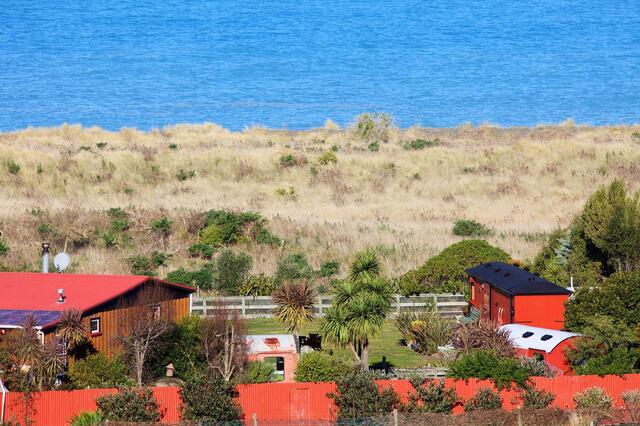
(56, 309), (88, 360)
(319, 250), (392, 369)
(272, 280), (317, 336)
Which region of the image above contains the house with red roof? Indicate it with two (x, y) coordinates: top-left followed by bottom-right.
(0, 273), (194, 356)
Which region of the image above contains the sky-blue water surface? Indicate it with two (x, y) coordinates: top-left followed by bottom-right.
(1, 1), (639, 130)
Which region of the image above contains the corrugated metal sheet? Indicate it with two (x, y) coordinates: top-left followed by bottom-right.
(3, 374), (640, 425)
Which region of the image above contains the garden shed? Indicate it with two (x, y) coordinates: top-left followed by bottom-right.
(466, 262), (572, 330)
(247, 334), (298, 382)
(500, 324), (580, 374)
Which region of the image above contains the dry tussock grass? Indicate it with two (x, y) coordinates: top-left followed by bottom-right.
(1, 123), (640, 277)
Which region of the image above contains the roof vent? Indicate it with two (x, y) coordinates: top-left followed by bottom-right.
(57, 288), (65, 303)
(541, 334), (553, 341)
(484, 263), (492, 268)
(504, 272), (511, 277)
(528, 277), (535, 282)
(494, 268), (502, 273)
(522, 331), (534, 338)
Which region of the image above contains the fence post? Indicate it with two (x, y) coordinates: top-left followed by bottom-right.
(433, 294), (438, 313)
(396, 295), (401, 314)
(242, 297), (246, 317)
(252, 413), (257, 426)
(318, 294), (323, 316)
(393, 408), (398, 426)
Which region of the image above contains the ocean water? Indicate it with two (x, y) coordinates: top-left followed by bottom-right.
(1, 1), (639, 131)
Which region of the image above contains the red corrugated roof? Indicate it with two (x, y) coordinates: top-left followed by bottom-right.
(0, 272), (194, 313)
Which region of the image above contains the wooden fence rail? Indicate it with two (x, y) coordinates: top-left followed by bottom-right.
(190, 293), (467, 318)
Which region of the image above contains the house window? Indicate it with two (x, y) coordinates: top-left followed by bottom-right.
(90, 317), (100, 335)
(152, 304), (161, 320)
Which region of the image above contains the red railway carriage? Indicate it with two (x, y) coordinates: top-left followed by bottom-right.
(466, 262), (572, 330)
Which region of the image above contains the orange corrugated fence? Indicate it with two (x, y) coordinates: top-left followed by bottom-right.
(3, 374), (640, 425)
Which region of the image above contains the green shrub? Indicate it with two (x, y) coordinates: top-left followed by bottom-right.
(448, 350), (531, 389)
(276, 253), (314, 281)
(237, 274), (279, 296)
(565, 272), (640, 331)
(254, 226), (282, 246)
(101, 230), (118, 248)
(522, 387), (555, 409)
(565, 315), (640, 375)
(279, 154), (296, 167)
(242, 360), (275, 383)
(318, 150), (337, 165)
(0, 238), (8, 256)
(464, 387), (502, 411)
(150, 315), (205, 380)
(318, 260), (340, 277)
(215, 249), (252, 294)
(151, 251), (170, 267)
(405, 378), (459, 413)
(452, 219), (493, 237)
(96, 388), (160, 422)
(180, 373), (243, 422)
(188, 242), (215, 259)
(176, 168), (196, 181)
(37, 222), (54, 237)
(294, 351), (351, 382)
(69, 354), (132, 389)
(353, 112), (394, 144)
(632, 131), (640, 141)
(70, 411), (103, 426)
(200, 224), (227, 246)
(107, 207), (128, 220)
(6, 160), (20, 175)
(398, 240), (510, 295)
(573, 387), (613, 409)
(199, 210), (267, 246)
(127, 255), (156, 276)
(367, 141), (380, 152)
(328, 369), (399, 419)
(279, 153), (307, 168)
(401, 138), (440, 150)
(150, 216), (172, 238)
(166, 265), (214, 289)
(96, 142), (108, 149)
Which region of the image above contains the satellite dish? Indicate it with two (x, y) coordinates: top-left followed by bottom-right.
(54, 253), (71, 272)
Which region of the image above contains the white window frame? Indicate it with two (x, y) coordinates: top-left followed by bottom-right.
(90, 317), (101, 335)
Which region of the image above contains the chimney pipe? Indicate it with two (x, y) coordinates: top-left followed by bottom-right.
(42, 243), (50, 273)
(58, 288), (65, 303)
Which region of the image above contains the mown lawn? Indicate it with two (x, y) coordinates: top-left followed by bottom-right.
(246, 318), (428, 368)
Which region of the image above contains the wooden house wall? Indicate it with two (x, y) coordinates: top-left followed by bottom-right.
(44, 281), (191, 357)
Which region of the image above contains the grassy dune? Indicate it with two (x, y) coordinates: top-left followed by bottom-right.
(1, 122), (639, 276)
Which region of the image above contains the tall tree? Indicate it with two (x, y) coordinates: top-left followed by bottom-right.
(119, 286), (172, 386)
(320, 250), (392, 368)
(201, 302), (247, 382)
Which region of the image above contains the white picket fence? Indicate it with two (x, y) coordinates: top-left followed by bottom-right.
(190, 293), (467, 319)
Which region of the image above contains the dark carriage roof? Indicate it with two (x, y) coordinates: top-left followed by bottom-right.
(465, 262), (572, 296)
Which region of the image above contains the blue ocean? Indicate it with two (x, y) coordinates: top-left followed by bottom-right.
(1, 1), (639, 131)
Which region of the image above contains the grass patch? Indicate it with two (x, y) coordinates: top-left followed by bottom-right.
(246, 318), (427, 368)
